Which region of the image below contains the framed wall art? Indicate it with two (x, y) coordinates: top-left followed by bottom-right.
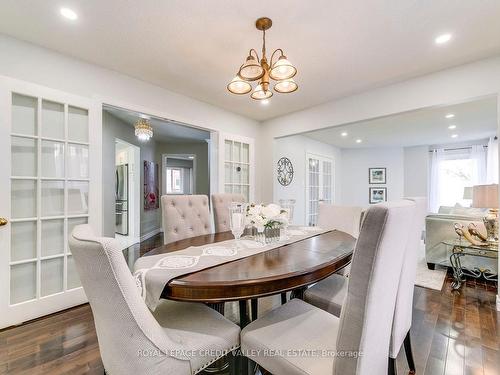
(369, 187), (387, 204)
(369, 167), (386, 184)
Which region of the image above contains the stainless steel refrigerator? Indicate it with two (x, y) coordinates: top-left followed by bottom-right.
(115, 164), (128, 235)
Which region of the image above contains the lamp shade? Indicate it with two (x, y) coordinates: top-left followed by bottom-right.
(251, 84), (273, 100)
(472, 184), (499, 208)
(269, 56), (297, 80)
(239, 56), (264, 81)
(227, 75), (252, 94)
(274, 78), (298, 93)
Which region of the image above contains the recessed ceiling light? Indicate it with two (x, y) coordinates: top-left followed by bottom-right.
(341, 132), (348, 137)
(261, 99), (269, 105)
(356, 139), (362, 144)
(451, 134), (458, 138)
(60, 7), (78, 20)
(435, 33), (452, 45)
(188, 156), (195, 159)
(448, 125), (457, 130)
(445, 113), (455, 119)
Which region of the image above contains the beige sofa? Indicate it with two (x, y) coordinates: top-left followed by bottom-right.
(425, 206), (497, 273)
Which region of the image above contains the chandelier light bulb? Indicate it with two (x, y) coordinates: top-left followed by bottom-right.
(251, 84), (273, 100)
(227, 75), (252, 94)
(274, 78), (298, 93)
(239, 55), (264, 81)
(270, 56), (297, 81)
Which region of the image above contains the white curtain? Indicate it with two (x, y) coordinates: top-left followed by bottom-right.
(470, 144), (487, 185)
(429, 149), (444, 213)
(486, 136), (499, 184)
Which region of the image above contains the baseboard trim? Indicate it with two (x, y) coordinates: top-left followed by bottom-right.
(140, 228), (161, 242)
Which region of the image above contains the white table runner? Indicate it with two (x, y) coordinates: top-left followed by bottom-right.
(133, 227), (327, 311)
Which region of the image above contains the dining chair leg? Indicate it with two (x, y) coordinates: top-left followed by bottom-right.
(388, 357), (397, 375)
(251, 298), (258, 320)
(404, 330), (416, 374)
(239, 300), (250, 328)
(281, 292), (287, 305)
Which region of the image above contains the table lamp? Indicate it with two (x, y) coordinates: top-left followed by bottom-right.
(472, 184), (499, 243)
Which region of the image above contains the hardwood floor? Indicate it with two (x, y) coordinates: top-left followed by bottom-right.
(0, 235), (498, 374)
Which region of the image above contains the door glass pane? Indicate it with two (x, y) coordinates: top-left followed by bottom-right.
(241, 164), (249, 184)
(224, 163), (232, 183)
(68, 106), (88, 143)
(233, 185), (241, 194)
(11, 179), (37, 218)
(241, 185), (249, 202)
(41, 140), (65, 178)
(233, 142), (241, 162)
(41, 180), (64, 216)
(233, 164), (241, 184)
(67, 143), (89, 179)
(68, 181), (89, 214)
(12, 94), (37, 136)
(41, 258), (64, 296)
(242, 143), (249, 163)
(67, 217), (88, 254)
(224, 140), (232, 161)
(42, 100), (64, 139)
(67, 256), (81, 289)
(10, 262), (36, 304)
(11, 137), (37, 177)
(41, 219), (64, 257)
(11, 221), (37, 262)
(224, 184), (232, 193)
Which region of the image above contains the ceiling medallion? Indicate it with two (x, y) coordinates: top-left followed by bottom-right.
(227, 17), (298, 101)
(134, 118), (153, 141)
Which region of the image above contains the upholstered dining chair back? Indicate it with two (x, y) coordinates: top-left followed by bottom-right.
(211, 193), (246, 232)
(389, 197), (427, 358)
(161, 195), (211, 244)
(333, 200), (415, 375)
(69, 225), (191, 374)
(317, 203), (364, 238)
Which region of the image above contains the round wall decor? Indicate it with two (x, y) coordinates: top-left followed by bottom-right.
(277, 157), (294, 186)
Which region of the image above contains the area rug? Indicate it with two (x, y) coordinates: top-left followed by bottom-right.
(414, 242), (447, 291)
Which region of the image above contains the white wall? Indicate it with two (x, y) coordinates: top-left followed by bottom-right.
(404, 146), (429, 198)
(273, 135), (341, 225)
(340, 147), (404, 207)
(0, 35), (261, 235)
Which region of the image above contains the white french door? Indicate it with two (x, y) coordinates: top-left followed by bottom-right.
(306, 153), (334, 226)
(219, 133), (255, 202)
(0, 77), (96, 328)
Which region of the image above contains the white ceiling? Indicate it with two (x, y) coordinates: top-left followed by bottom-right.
(303, 97), (498, 148)
(1, 1), (500, 121)
(105, 107), (210, 143)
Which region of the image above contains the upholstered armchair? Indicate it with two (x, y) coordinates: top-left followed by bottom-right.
(211, 193), (246, 233)
(161, 195), (212, 245)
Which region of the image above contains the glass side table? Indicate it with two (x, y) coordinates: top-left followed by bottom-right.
(442, 239), (498, 290)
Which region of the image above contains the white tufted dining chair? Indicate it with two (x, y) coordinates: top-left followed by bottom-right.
(161, 195), (212, 245)
(211, 193), (246, 233)
(69, 224), (240, 375)
(317, 203), (364, 238)
(304, 197), (426, 374)
(241, 200), (415, 375)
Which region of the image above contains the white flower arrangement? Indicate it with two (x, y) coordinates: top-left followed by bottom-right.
(245, 203), (289, 231)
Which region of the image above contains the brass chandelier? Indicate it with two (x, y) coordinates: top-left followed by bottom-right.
(227, 17), (298, 100)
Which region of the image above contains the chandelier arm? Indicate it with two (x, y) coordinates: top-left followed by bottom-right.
(269, 48), (284, 67)
(249, 48), (260, 62)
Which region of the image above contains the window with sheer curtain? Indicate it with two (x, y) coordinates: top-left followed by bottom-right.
(429, 144), (488, 212)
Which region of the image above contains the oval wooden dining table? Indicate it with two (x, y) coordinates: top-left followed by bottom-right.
(142, 229), (356, 310)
